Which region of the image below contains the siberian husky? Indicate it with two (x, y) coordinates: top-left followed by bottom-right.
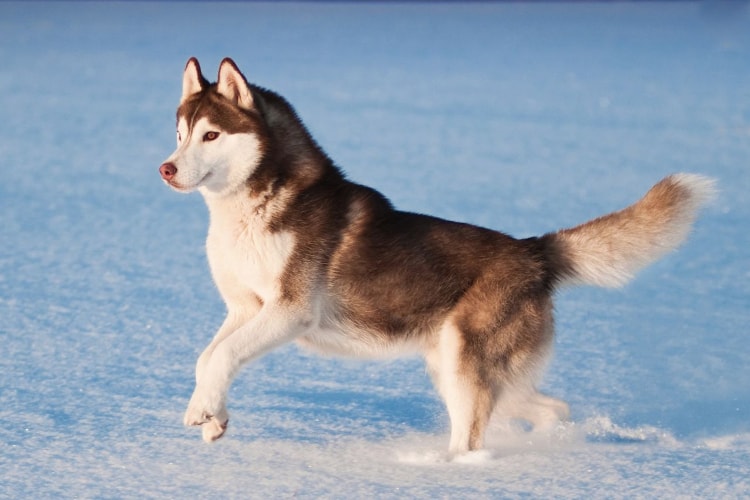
(159, 57), (714, 454)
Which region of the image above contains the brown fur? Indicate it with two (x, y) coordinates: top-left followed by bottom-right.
(162, 58), (714, 454)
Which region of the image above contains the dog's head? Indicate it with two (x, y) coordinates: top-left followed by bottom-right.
(159, 58), (267, 196)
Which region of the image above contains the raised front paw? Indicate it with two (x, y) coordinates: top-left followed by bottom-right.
(201, 416), (229, 443)
(184, 387), (229, 442)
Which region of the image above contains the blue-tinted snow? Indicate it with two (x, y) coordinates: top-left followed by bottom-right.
(1, 1), (748, 497)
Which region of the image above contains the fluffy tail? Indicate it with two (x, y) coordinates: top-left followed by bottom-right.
(543, 173), (716, 288)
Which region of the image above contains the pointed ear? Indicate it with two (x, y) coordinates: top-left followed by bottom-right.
(216, 58), (254, 109)
(181, 57), (208, 104)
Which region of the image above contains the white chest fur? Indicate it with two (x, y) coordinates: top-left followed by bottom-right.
(203, 193), (295, 308)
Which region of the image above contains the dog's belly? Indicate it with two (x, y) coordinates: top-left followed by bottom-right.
(297, 324), (425, 359)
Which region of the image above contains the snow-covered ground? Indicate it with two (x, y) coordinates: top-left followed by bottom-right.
(1, 1), (749, 497)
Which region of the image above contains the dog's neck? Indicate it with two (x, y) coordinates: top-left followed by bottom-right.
(200, 154), (334, 235)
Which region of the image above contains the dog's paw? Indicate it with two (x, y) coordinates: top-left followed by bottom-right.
(183, 387), (228, 430)
(202, 416), (229, 443)
(183, 404), (210, 427)
(550, 399), (571, 422)
(184, 404), (226, 427)
(184, 398), (229, 443)
(529, 398), (570, 432)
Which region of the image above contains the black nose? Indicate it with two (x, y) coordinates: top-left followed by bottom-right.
(159, 162), (177, 181)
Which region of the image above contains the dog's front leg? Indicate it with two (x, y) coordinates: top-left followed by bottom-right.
(195, 298), (262, 385)
(184, 303), (310, 442)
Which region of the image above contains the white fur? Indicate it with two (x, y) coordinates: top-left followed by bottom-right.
(163, 117), (263, 196)
(165, 107), (301, 441)
(184, 302), (312, 441)
(217, 60), (254, 109)
(558, 173), (716, 288)
(425, 321), (475, 454)
(204, 193), (295, 304)
(184, 188), (305, 442)
(299, 299), (427, 359)
(297, 324), (416, 359)
(669, 173), (717, 217)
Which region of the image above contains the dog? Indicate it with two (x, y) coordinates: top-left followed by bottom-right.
(159, 57), (714, 454)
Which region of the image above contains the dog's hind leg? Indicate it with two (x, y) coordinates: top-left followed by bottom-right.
(437, 283), (556, 452)
(425, 322), (498, 455)
(495, 387), (569, 432)
(524, 391), (570, 431)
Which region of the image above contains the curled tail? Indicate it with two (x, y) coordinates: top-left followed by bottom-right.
(543, 173), (716, 289)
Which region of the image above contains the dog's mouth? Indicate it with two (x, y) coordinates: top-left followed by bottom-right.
(167, 172), (212, 192)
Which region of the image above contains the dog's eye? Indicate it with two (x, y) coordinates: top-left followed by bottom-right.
(203, 131), (220, 142)
(177, 131), (182, 142)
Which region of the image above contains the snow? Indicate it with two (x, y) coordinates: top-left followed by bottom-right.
(1, 1), (749, 497)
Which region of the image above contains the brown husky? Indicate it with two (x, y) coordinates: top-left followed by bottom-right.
(159, 57), (714, 455)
